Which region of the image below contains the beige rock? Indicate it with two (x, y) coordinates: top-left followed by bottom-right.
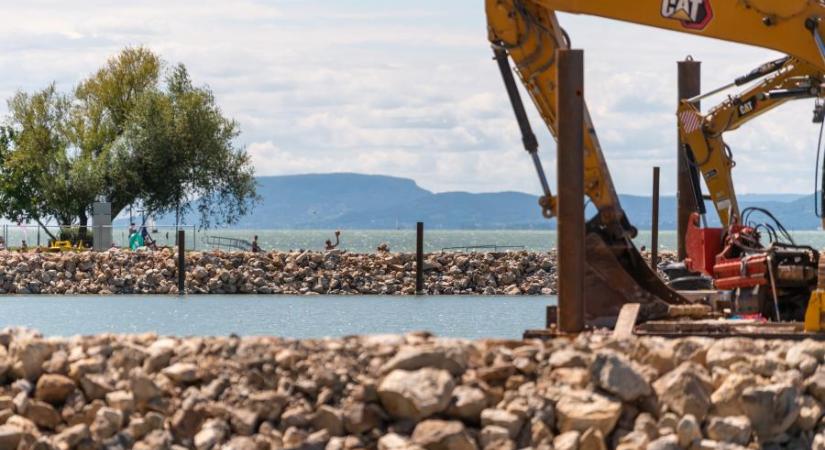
(162, 362), (200, 384)
(652, 362), (713, 420)
(229, 408), (259, 436)
(312, 405), (344, 437)
(10, 339), (52, 380)
(411, 420), (477, 450)
(553, 431), (580, 450)
(378, 368), (455, 420)
(343, 402), (383, 435)
(446, 386), (486, 422)
(24, 400), (61, 430)
(578, 428), (605, 450)
(796, 395), (823, 431)
(480, 409), (523, 439)
(105, 390), (135, 415)
(479, 426), (510, 448)
(54, 423), (91, 449)
(80, 374), (113, 401)
(91, 406), (123, 440)
(710, 373), (757, 417)
(194, 419), (228, 450)
(34, 374), (75, 405)
(0, 424), (23, 449)
(556, 390), (621, 436)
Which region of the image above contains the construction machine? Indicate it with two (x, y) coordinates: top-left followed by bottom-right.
(674, 56), (825, 322)
(485, 0), (825, 329)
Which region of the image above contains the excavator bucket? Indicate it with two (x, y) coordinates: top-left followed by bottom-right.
(583, 230), (689, 328)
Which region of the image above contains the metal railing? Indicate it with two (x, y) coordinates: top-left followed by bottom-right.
(441, 244), (526, 252)
(202, 235), (252, 251)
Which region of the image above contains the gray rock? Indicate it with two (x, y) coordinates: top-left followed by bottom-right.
(705, 416), (751, 445)
(741, 383), (800, 441)
(590, 351), (651, 402)
(676, 415), (701, 448)
(381, 346), (466, 376)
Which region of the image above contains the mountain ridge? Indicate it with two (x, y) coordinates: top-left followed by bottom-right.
(142, 173), (821, 230)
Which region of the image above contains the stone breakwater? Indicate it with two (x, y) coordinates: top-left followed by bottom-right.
(0, 250), (675, 296)
(0, 329), (825, 449)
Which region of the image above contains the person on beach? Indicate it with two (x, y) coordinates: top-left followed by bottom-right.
(251, 235), (261, 253)
(142, 227), (158, 250)
(20, 240), (27, 252)
(325, 230), (341, 251)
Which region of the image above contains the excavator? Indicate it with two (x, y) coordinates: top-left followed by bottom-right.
(485, 0), (825, 328)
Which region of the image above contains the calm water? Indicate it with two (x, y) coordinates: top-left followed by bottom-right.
(5, 228), (825, 253)
(0, 295), (555, 339)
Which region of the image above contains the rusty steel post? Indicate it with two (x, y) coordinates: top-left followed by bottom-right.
(178, 230), (185, 295)
(677, 59), (701, 260)
(651, 166), (661, 269)
(416, 222), (424, 295)
(556, 49), (585, 334)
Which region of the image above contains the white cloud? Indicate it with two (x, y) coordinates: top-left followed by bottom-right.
(0, 0), (819, 198)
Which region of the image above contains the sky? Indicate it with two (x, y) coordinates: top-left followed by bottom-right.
(0, 0), (819, 196)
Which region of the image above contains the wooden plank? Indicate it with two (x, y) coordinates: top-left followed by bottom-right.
(613, 303), (641, 340)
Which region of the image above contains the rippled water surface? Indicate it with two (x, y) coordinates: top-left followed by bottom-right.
(5, 228), (825, 253)
(0, 295), (556, 339)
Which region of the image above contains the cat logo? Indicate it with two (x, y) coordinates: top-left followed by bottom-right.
(661, 0), (713, 30)
(738, 97), (757, 116)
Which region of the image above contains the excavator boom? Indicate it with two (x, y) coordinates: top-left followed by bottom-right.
(535, 0), (825, 73)
(487, 0), (689, 325)
(486, 0), (825, 325)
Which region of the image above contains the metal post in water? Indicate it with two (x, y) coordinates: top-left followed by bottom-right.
(178, 230), (185, 295)
(651, 166), (661, 269)
(416, 222), (424, 295)
(556, 49), (585, 334)
(677, 58), (701, 260)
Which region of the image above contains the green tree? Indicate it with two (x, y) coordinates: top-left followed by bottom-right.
(0, 47), (257, 237)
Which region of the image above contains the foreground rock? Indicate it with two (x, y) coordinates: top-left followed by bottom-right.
(0, 328), (818, 449)
(0, 249), (678, 296)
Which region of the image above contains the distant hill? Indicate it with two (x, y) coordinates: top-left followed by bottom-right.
(139, 173), (820, 230)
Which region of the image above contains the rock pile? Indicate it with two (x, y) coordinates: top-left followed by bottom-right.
(0, 250), (504, 296)
(0, 249), (677, 296)
(0, 328), (824, 449)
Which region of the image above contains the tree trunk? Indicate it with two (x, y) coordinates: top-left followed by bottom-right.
(35, 219), (57, 241)
(78, 210), (88, 245)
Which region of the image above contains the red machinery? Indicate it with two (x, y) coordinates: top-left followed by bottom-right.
(683, 211), (818, 320)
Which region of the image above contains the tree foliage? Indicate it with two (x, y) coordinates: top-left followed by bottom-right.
(0, 47), (257, 231)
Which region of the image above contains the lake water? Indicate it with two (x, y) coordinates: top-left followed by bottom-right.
(0, 295), (555, 339)
(5, 228), (825, 253)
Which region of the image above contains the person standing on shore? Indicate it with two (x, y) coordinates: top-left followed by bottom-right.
(325, 230), (341, 251)
(251, 235), (261, 253)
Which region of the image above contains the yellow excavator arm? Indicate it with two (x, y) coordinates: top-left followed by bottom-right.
(485, 0), (825, 323)
(678, 57), (824, 227)
(487, 0), (825, 232)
